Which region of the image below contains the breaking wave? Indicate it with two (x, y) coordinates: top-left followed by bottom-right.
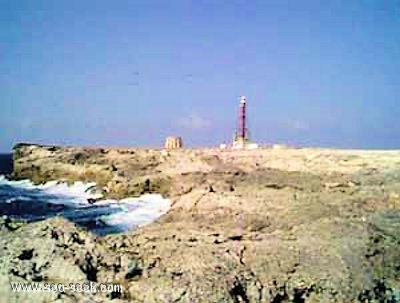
(0, 175), (171, 235)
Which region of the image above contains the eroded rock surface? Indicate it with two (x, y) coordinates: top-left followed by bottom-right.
(1, 144), (400, 302)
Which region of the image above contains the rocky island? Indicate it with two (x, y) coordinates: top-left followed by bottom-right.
(1, 143), (400, 302)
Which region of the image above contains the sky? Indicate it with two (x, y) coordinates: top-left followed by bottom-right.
(1, 0), (400, 152)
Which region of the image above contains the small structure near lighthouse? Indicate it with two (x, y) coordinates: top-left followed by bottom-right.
(164, 136), (183, 150)
(232, 96), (258, 150)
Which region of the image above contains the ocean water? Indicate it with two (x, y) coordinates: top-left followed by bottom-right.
(0, 155), (171, 235)
(0, 154), (13, 175)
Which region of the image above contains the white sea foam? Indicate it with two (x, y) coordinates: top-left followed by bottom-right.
(38, 181), (103, 201)
(100, 194), (171, 230)
(0, 175), (171, 232)
(0, 176), (102, 206)
(6, 195), (33, 203)
(0, 177), (37, 189)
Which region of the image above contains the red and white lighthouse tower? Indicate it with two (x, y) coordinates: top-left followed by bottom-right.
(233, 96), (251, 149)
(238, 96), (248, 140)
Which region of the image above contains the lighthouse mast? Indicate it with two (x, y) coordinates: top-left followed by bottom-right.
(233, 96), (250, 149)
(238, 96), (247, 140)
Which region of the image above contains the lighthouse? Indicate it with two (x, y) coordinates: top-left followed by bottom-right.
(232, 96), (258, 149)
(238, 96), (248, 140)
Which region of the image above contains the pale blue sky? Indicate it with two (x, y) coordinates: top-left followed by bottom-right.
(1, 0), (400, 152)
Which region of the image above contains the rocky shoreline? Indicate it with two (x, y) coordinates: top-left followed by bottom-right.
(1, 143), (400, 302)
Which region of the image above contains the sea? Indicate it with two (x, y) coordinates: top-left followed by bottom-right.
(0, 154), (171, 235)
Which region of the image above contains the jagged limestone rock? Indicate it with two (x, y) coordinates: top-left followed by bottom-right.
(6, 143), (400, 302)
